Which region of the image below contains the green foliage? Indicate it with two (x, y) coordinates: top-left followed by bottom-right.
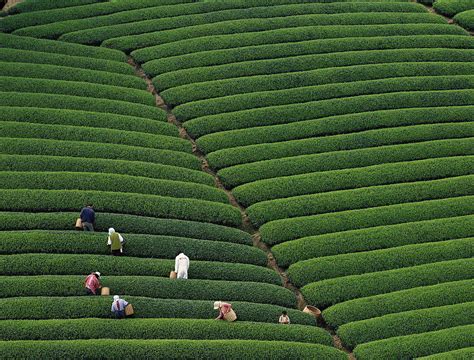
(136, 24), (467, 61)
(235, 155), (474, 207)
(220, 137), (474, 189)
(0, 296), (314, 325)
(104, 13), (444, 53)
(0, 171), (227, 203)
(0, 48), (133, 75)
(301, 258), (474, 308)
(248, 175), (474, 226)
(0, 155), (212, 186)
(434, 0), (474, 17)
(165, 61), (474, 107)
(2, 255), (278, 284)
(140, 33), (471, 72)
(0, 77), (154, 106)
(0, 92), (165, 121)
(0, 318), (331, 344)
(354, 325), (474, 360)
(0, 33), (125, 61)
(289, 238), (473, 286)
(339, 302), (474, 349)
(455, 10), (474, 31)
(0, 122), (189, 153)
(63, 2), (426, 46)
(0, 339), (346, 359)
(175, 75), (474, 122)
(0, 212), (251, 244)
(0, 62), (145, 89)
(261, 196), (474, 245)
(157, 47), (465, 91)
(186, 89), (474, 138)
(0, 275), (291, 305)
(0, 0), (194, 32)
(0, 231), (265, 265)
(8, 0), (105, 14)
(198, 105), (474, 154)
(0, 107), (177, 136)
(323, 280), (474, 328)
(0, 189), (241, 226)
(417, 347), (474, 360)
(273, 215), (474, 267)
(0, 138), (200, 169)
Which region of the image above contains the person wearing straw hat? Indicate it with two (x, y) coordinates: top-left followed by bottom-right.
(111, 295), (129, 319)
(175, 251), (190, 279)
(214, 301), (235, 321)
(107, 228), (125, 256)
(84, 272), (101, 295)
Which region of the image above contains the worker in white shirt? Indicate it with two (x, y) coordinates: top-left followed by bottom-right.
(175, 251), (190, 279)
(111, 295), (128, 319)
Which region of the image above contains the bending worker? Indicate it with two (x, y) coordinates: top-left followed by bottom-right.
(80, 204), (95, 232)
(175, 251), (190, 279)
(107, 228), (124, 256)
(111, 295), (129, 319)
(84, 272), (101, 295)
(214, 301), (235, 321)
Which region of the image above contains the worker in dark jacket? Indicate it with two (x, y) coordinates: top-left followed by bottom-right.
(80, 204), (95, 231)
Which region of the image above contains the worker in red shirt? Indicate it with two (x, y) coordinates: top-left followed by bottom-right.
(214, 301), (236, 321)
(84, 272), (101, 295)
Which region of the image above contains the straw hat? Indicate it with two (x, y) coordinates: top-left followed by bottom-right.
(213, 301), (221, 310)
(113, 295), (120, 301)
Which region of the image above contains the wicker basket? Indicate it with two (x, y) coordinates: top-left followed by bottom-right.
(303, 305), (321, 318)
(169, 271), (177, 279)
(223, 309), (237, 322)
(75, 218), (82, 230)
(125, 304), (134, 316)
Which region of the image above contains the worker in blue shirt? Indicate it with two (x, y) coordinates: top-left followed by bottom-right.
(80, 204), (95, 232)
(111, 295), (129, 319)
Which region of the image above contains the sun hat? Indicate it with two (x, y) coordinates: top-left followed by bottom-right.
(213, 301), (221, 310)
(113, 295), (120, 301)
(94, 272), (101, 278)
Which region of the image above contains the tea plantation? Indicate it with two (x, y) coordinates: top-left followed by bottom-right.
(0, 0), (472, 358)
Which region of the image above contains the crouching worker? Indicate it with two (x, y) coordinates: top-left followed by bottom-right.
(111, 295), (129, 319)
(214, 301), (237, 321)
(84, 272), (101, 295)
(107, 228), (124, 256)
(175, 251), (190, 279)
(279, 310), (290, 324)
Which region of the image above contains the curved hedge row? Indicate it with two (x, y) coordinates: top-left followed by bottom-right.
(273, 215), (474, 266)
(0, 189), (241, 226)
(0, 339), (346, 359)
(0, 231), (265, 265)
(186, 90), (474, 138)
(0, 276), (292, 306)
(0, 62), (145, 89)
(288, 238), (473, 286)
(0, 318), (331, 344)
(455, 10), (474, 31)
(0, 92), (166, 121)
(220, 138), (474, 189)
(0, 33), (125, 61)
(0, 212), (251, 244)
(417, 347), (474, 360)
(301, 258), (474, 308)
(338, 302), (474, 349)
(0, 138), (201, 169)
(248, 175), (474, 226)
(6, 0), (103, 14)
(0, 296), (314, 324)
(260, 196), (474, 245)
(211, 120), (473, 172)
(136, 24), (467, 61)
(142, 34), (473, 73)
(0, 317), (329, 344)
(58, 2), (426, 45)
(198, 105), (474, 154)
(434, 0), (474, 17)
(0, 107), (177, 136)
(0, 122), (189, 153)
(0, 48), (133, 75)
(103, 13), (445, 53)
(0, 172), (227, 203)
(157, 48), (470, 91)
(354, 325), (474, 360)
(2, 254), (278, 284)
(0, 77), (154, 106)
(165, 62), (474, 106)
(0, 155), (212, 186)
(0, 0), (193, 32)
(234, 155), (474, 207)
(322, 280), (474, 328)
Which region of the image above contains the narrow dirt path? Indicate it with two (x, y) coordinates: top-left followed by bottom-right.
(128, 56), (354, 359)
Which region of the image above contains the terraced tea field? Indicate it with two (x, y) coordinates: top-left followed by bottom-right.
(0, 0), (473, 358)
